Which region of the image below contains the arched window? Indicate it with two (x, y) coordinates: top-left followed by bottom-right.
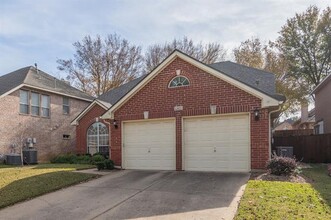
(87, 122), (109, 156)
(168, 76), (190, 88)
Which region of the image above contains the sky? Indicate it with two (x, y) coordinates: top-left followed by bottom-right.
(0, 0), (330, 79)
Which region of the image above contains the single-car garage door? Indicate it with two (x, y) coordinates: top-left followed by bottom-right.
(123, 119), (176, 170)
(184, 114), (250, 172)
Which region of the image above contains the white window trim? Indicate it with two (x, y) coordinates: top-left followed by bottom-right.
(63, 97), (70, 115)
(168, 76), (190, 88)
(87, 122), (109, 154)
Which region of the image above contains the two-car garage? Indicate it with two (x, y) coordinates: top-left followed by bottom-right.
(122, 114), (250, 172)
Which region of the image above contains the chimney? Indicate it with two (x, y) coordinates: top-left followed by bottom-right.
(301, 102), (308, 123)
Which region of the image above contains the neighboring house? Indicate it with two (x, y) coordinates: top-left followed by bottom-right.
(292, 105), (315, 130)
(312, 74), (331, 134)
(72, 50), (284, 172)
(274, 119), (295, 131)
(0, 66), (93, 161)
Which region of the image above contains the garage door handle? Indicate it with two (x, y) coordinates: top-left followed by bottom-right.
(214, 147), (216, 152)
(148, 148), (151, 153)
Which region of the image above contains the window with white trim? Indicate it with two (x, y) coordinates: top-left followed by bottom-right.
(63, 97), (70, 115)
(31, 92), (40, 116)
(41, 95), (50, 117)
(169, 76), (190, 88)
(19, 90), (29, 114)
(87, 122), (109, 156)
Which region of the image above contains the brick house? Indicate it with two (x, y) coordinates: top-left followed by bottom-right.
(312, 73), (331, 134)
(0, 66), (93, 161)
(72, 50), (284, 171)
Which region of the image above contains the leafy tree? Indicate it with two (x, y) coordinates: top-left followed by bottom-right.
(145, 36), (227, 72)
(233, 37), (303, 115)
(233, 37), (264, 69)
(57, 34), (143, 96)
(277, 5), (331, 95)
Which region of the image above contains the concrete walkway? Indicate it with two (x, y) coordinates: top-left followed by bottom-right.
(0, 170), (249, 220)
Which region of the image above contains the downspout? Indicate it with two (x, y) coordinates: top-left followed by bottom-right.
(268, 106), (282, 159)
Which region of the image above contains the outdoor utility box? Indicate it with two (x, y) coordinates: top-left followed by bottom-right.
(5, 154), (22, 165)
(23, 149), (38, 164)
(276, 146), (293, 157)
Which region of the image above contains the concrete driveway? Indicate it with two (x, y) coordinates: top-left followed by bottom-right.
(0, 170), (249, 220)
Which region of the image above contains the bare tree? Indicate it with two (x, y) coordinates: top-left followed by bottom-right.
(57, 34), (143, 96)
(145, 37), (227, 72)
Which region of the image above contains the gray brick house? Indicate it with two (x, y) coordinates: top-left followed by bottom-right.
(0, 66), (93, 161)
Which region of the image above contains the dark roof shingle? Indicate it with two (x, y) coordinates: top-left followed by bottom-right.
(0, 66), (93, 101)
(98, 76), (145, 104)
(209, 61), (277, 98)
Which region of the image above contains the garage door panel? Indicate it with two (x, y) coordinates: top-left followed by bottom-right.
(123, 119), (175, 170)
(184, 114), (250, 172)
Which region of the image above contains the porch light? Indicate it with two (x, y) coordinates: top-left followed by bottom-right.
(112, 120), (118, 129)
(254, 108), (260, 121)
(210, 105), (217, 115)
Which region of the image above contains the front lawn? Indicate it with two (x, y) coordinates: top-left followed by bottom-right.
(302, 164), (331, 207)
(0, 164), (97, 209)
(235, 164), (331, 219)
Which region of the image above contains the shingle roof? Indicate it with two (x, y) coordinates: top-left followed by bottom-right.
(0, 66), (93, 101)
(209, 61), (282, 100)
(0, 66), (30, 96)
(97, 60), (284, 105)
(97, 76), (145, 104)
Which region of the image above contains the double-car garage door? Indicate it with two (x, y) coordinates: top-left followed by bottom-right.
(123, 114), (250, 172)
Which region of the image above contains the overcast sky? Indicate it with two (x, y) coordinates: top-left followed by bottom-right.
(0, 0), (329, 78)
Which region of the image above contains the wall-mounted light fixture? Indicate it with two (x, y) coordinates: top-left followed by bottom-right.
(210, 105), (217, 115)
(253, 108), (260, 121)
(144, 111), (149, 119)
(112, 120), (118, 129)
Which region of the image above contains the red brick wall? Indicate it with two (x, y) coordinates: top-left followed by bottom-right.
(75, 104), (107, 154)
(110, 57), (270, 170)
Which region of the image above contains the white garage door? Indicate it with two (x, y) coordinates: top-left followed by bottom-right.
(123, 119), (176, 170)
(184, 114), (250, 172)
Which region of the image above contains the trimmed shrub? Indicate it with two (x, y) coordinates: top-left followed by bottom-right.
(75, 155), (92, 164)
(51, 154), (77, 164)
(96, 162), (105, 170)
(92, 155), (105, 164)
(104, 159), (114, 170)
(51, 154), (92, 164)
(266, 156), (297, 176)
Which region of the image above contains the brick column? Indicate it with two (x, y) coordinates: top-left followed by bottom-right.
(175, 112), (182, 170)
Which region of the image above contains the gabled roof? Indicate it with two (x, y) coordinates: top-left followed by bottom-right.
(312, 73), (331, 94)
(98, 76), (145, 105)
(209, 61), (278, 99)
(71, 76), (145, 125)
(101, 50), (284, 119)
(0, 66), (93, 101)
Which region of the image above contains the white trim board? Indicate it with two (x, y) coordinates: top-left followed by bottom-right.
(102, 50), (281, 119)
(0, 83), (93, 102)
(71, 99), (111, 126)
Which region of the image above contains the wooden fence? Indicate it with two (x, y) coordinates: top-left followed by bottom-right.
(273, 129), (314, 137)
(272, 133), (331, 163)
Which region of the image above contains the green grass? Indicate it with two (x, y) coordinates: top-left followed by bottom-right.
(302, 164), (331, 207)
(0, 164), (98, 209)
(235, 164), (331, 219)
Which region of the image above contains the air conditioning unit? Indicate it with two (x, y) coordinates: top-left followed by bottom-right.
(276, 146), (293, 158)
(23, 149), (38, 164)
